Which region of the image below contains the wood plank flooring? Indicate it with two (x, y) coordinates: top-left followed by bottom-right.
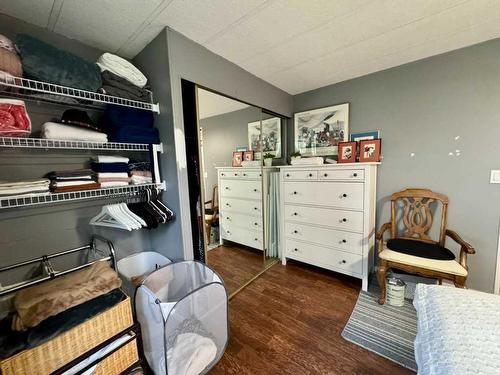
(210, 260), (413, 375)
(207, 244), (264, 295)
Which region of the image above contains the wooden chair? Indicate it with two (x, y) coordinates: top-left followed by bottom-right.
(376, 188), (475, 304)
(204, 185), (219, 245)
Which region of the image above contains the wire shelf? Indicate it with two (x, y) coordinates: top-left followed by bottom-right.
(0, 183), (164, 210)
(0, 137), (160, 151)
(0, 75), (160, 113)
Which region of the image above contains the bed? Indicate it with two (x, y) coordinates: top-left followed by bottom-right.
(413, 284), (500, 375)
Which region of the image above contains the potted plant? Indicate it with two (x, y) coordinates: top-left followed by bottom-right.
(263, 153), (274, 167)
(290, 151), (301, 162)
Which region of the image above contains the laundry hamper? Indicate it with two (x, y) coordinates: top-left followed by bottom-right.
(135, 261), (228, 375)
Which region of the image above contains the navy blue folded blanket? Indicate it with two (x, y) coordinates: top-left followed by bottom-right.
(91, 162), (129, 173)
(108, 126), (160, 144)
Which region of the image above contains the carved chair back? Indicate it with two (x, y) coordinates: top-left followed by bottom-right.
(390, 188), (449, 246)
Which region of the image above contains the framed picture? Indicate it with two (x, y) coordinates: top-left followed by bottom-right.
(359, 139), (381, 162)
(338, 141), (357, 163)
(232, 151), (243, 167)
(248, 117), (282, 159)
(243, 150), (254, 161)
(350, 130), (380, 142)
(236, 145), (248, 152)
(294, 103), (349, 156)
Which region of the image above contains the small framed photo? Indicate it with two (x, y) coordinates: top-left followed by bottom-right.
(350, 130), (380, 142)
(243, 150), (254, 161)
(359, 139), (381, 162)
(232, 151), (244, 167)
(338, 141), (357, 163)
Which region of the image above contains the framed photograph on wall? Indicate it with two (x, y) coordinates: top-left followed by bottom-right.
(338, 141), (357, 163)
(294, 103), (349, 156)
(359, 139), (381, 162)
(350, 130), (380, 142)
(243, 150), (254, 161)
(232, 151), (243, 167)
(248, 117), (281, 159)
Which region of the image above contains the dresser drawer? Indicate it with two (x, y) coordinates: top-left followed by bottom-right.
(284, 205), (363, 232)
(220, 197), (262, 214)
(240, 170), (262, 179)
(318, 169), (364, 181)
(221, 223), (263, 250)
(285, 222), (363, 254)
(221, 211), (262, 231)
(283, 181), (364, 210)
(219, 170), (241, 178)
(220, 179), (262, 199)
(285, 239), (362, 275)
(282, 170), (318, 180)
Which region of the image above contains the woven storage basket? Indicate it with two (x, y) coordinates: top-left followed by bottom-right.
(93, 337), (139, 375)
(0, 296), (133, 375)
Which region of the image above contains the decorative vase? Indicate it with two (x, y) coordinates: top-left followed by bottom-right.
(264, 158), (273, 167)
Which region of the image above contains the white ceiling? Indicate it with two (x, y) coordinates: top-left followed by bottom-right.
(197, 88), (249, 119)
(2, 0), (500, 94)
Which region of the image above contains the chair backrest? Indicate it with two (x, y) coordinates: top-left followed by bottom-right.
(390, 188), (449, 246)
(212, 185), (218, 210)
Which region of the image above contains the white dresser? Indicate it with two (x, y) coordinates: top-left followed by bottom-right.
(218, 167), (274, 251)
(279, 163), (378, 291)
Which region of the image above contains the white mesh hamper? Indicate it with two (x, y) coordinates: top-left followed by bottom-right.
(135, 261), (228, 375)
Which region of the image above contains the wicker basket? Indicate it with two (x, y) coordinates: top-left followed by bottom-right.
(0, 296), (133, 375)
(93, 337), (139, 375)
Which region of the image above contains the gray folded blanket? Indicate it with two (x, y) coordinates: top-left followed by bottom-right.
(99, 70), (151, 102)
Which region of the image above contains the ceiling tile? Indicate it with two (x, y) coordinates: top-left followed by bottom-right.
(0, 0), (54, 28)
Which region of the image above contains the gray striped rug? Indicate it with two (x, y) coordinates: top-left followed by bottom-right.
(342, 289), (418, 372)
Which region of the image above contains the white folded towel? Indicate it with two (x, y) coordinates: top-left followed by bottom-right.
(166, 333), (217, 375)
(99, 181), (129, 188)
(241, 161), (261, 167)
(97, 172), (129, 179)
(51, 180), (96, 187)
(41, 122), (108, 143)
(290, 157), (324, 165)
(94, 155), (129, 163)
(97, 53), (147, 88)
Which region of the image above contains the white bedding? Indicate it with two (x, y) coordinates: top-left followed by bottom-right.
(413, 284), (500, 375)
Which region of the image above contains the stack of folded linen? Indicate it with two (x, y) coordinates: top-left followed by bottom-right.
(0, 34), (22, 93)
(96, 53), (147, 88)
(92, 155), (130, 187)
(0, 179), (50, 197)
(41, 110), (108, 143)
(130, 171), (152, 185)
(46, 169), (99, 193)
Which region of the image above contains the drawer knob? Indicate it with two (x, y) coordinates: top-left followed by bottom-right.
(293, 230), (298, 234)
(254, 207), (258, 210)
(226, 203), (230, 206)
(342, 193), (347, 198)
(221, 173), (225, 176)
(254, 222), (258, 226)
(286, 173), (290, 177)
(353, 173), (358, 177)
(227, 231), (231, 234)
(225, 187), (229, 190)
(342, 239), (347, 243)
(308, 173), (313, 177)
(341, 260), (346, 264)
(293, 212), (298, 216)
(253, 188), (258, 192)
(227, 217), (230, 220)
(243, 173), (247, 176)
(293, 191), (298, 195)
(294, 248), (298, 252)
(342, 218), (347, 222)
(259, 173), (262, 177)
(324, 173), (328, 177)
(234, 173), (238, 176)
(255, 238), (258, 241)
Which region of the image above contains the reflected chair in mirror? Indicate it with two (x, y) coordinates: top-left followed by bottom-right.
(204, 185), (219, 245)
(376, 188), (475, 304)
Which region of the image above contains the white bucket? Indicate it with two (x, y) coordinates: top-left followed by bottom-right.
(386, 277), (406, 307)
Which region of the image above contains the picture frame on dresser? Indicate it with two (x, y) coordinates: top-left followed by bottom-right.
(338, 141), (357, 163)
(359, 139), (381, 162)
(294, 103), (349, 157)
(232, 151), (243, 167)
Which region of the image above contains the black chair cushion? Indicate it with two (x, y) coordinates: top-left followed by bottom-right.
(386, 238), (455, 260)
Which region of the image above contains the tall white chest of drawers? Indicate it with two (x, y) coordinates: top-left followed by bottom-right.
(218, 167), (275, 251)
(280, 164), (378, 291)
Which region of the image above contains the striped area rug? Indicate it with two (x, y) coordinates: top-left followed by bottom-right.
(342, 289), (418, 371)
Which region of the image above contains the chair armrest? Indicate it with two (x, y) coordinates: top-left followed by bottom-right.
(445, 229), (475, 269)
(204, 200), (212, 206)
(376, 222), (391, 253)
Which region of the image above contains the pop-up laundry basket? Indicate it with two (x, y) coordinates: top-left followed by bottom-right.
(135, 261), (228, 375)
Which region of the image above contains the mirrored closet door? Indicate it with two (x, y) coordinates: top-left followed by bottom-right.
(196, 87), (266, 295)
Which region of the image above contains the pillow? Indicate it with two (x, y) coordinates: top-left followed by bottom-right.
(387, 238), (455, 260)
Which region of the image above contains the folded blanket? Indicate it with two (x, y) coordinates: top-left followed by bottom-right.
(108, 125), (160, 144)
(130, 170), (152, 177)
(50, 180), (97, 188)
(0, 179), (50, 196)
(97, 177), (130, 183)
(97, 53), (147, 88)
(94, 155), (129, 164)
(46, 169), (95, 180)
(41, 122), (108, 143)
(0, 48), (22, 78)
(131, 176), (152, 185)
(99, 70), (151, 102)
(99, 181), (129, 188)
(166, 333), (217, 375)
(0, 179), (49, 188)
(52, 182), (101, 193)
(97, 172), (129, 179)
(101, 105), (154, 131)
(91, 162), (129, 173)
(12, 261), (121, 331)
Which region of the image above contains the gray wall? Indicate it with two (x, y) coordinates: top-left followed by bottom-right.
(293, 38), (500, 292)
(165, 27), (293, 257)
(200, 107), (262, 197)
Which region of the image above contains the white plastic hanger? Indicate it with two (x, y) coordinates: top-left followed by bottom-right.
(90, 205), (133, 231)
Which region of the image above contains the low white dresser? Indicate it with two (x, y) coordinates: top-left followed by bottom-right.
(217, 167), (275, 251)
(279, 163), (378, 291)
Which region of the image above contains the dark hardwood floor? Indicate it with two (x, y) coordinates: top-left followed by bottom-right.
(210, 260), (413, 375)
(207, 244), (265, 295)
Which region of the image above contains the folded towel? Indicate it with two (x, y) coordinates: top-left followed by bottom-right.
(46, 169), (95, 180)
(0, 179), (49, 188)
(166, 333), (217, 375)
(91, 162), (129, 173)
(96, 53), (147, 88)
(130, 170), (152, 177)
(108, 126), (160, 144)
(99, 70), (151, 102)
(130, 175), (152, 185)
(52, 183), (101, 193)
(97, 172), (129, 179)
(50, 180), (97, 188)
(99, 181), (129, 188)
(94, 155), (129, 164)
(290, 157), (324, 165)
(0, 179), (50, 196)
(41, 122), (108, 143)
(97, 177), (130, 183)
(12, 262), (121, 331)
